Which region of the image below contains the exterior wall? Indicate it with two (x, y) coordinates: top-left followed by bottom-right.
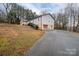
(30, 14), (54, 30)
(30, 17), (42, 29)
(41, 15), (54, 30)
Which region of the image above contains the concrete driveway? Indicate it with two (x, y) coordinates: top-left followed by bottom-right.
(27, 30), (79, 56)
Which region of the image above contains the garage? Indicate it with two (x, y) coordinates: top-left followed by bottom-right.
(43, 24), (48, 29)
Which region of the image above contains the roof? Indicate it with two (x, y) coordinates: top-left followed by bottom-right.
(26, 13), (55, 23)
(31, 13), (55, 21)
(39, 13), (55, 20)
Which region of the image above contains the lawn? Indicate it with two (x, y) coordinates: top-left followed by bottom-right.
(0, 24), (44, 56)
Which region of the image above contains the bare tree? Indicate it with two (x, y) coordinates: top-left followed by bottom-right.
(65, 3), (78, 31)
(40, 10), (49, 15)
(76, 7), (79, 32)
(2, 3), (12, 23)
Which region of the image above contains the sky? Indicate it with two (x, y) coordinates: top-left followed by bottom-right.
(0, 3), (67, 15)
(18, 3), (66, 15)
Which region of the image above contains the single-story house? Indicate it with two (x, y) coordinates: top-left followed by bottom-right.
(21, 13), (55, 30)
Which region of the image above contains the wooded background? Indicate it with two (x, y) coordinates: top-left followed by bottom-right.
(0, 3), (79, 32)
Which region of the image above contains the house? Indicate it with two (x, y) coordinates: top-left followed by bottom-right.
(27, 13), (55, 30)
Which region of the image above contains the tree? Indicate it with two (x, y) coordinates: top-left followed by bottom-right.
(0, 3), (38, 24)
(55, 9), (68, 30)
(76, 7), (79, 32)
(2, 3), (12, 23)
(40, 10), (49, 15)
(65, 3), (78, 31)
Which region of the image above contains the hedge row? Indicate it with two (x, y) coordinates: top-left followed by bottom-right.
(28, 23), (39, 30)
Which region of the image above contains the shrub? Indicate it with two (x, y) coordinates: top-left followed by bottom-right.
(28, 23), (31, 26)
(28, 23), (33, 26)
(28, 23), (39, 30)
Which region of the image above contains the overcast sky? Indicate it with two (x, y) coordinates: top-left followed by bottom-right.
(18, 3), (66, 15)
(0, 3), (67, 15)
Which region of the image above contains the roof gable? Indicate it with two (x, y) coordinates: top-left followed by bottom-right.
(34, 13), (55, 20)
(27, 13), (55, 23)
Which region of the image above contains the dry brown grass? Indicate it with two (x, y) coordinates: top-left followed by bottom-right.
(0, 23), (44, 56)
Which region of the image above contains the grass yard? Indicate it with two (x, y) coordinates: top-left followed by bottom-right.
(0, 24), (44, 56)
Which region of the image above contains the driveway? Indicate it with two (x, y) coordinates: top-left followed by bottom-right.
(27, 30), (79, 56)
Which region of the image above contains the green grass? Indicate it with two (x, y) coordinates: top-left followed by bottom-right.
(0, 24), (43, 55)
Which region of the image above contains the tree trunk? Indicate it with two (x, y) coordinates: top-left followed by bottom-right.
(73, 15), (76, 32)
(76, 15), (79, 32)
